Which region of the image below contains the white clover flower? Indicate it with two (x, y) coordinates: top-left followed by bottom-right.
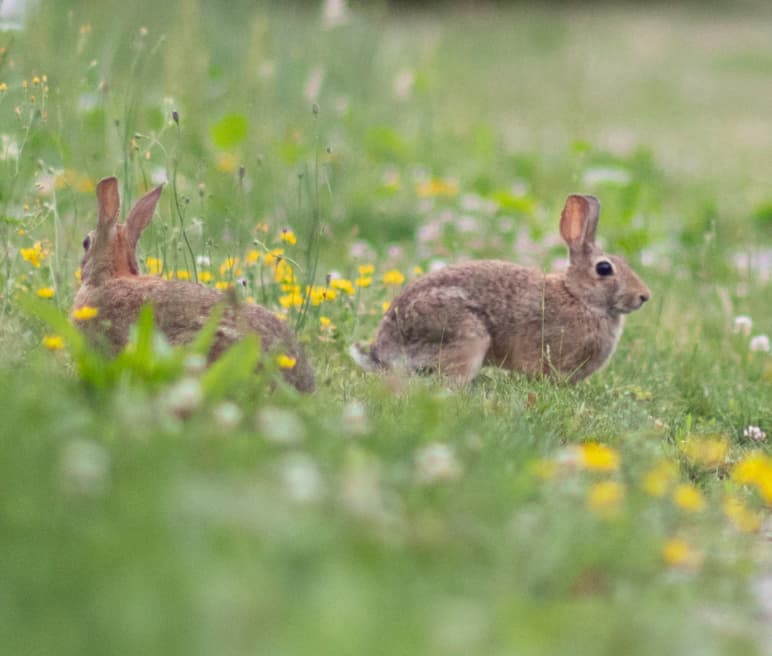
(733, 315), (752, 336)
(750, 334), (770, 353)
(415, 442), (462, 484)
(743, 425), (767, 442)
(213, 401), (243, 430)
(196, 255), (211, 267)
(161, 377), (203, 417)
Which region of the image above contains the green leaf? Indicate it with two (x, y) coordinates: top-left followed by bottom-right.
(200, 334), (261, 400)
(210, 113), (248, 149)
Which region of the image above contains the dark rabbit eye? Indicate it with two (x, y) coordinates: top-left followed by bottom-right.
(82, 235), (91, 250)
(595, 260), (614, 277)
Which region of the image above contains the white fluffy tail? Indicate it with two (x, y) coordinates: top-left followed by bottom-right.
(349, 342), (379, 372)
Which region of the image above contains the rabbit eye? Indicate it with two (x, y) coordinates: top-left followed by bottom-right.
(82, 235), (91, 250)
(595, 260), (614, 277)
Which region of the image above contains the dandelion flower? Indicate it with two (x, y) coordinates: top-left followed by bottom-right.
(355, 276), (372, 288)
(42, 335), (64, 351)
(215, 281), (232, 291)
(416, 178), (459, 199)
(277, 354), (297, 369)
(176, 270), (191, 281)
(723, 496), (762, 533)
(331, 278), (355, 295)
(199, 271), (213, 283)
(672, 483), (705, 512)
(381, 301), (391, 313)
(662, 538), (702, 569)
(679, 435), (729, 468)
(383, 269), (405, 286)
(20, 241), (47, 268)
(280, 228), (297, 245)
(320, 316), (334, 330)
(72, 306), (99, 321)
(146, 257), (163, 275)
(578, 442), (620, 472)
(641, 460), (678, 497)
(586, 480), (625, 518)
(36, 287), (55, 299)
(357, 263), (375, 276)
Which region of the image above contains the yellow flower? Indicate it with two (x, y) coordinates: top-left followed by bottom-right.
(723, 496), (762, 533)
(381, 301), (391, 313)
(277, 354), (296, 369)
(279, 292), (304, 308)
(146, 257), (163, 276)
(679, 435), (730, 468)
(42, 335), (64, 351)
(357, 263), (375, 276)
(20, 242), (47, 268)
(578, 442), (620, 472)
(529, 458), (557, 481)
(586, 481), (625, 518)
(662, 538), (702, 569)
(274, 259), (295, 284)
(72, 305), (99, 321)
(216, 152), (238, 173)
(215, 281), (232, 291)
(280, 228), (297, 245)
(331, 278), (355, 295)
(641, 460), (678, 497)
(355, 276), (372, 288)
(245, 249), (260, 265)
(0, 82), (7, 93)
(320, 316), (334, 330)
(413, 265), (424, 275)
(383, 269), (405, 286)
(199, 271), (213, 283)
(219, 257), (239, 277)
(262, 248), (284, 267)
(36, 287), (55, 299)
(416, 178), (459, 198)
(74, 268), (82, 283)
(176, 270), (191, 281)
(308, 285), (336, 305)
(672, 483), (705, 512)
(54, 169), (95, 193)
(732, 452), (772, 504)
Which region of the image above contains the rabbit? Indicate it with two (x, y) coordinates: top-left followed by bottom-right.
(73, 176), (314, 393)
(351, 194), (650, 384)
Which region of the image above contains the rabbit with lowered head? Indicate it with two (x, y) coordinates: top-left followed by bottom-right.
(73, 177), (314, 392)
(352, 194), (650, 384)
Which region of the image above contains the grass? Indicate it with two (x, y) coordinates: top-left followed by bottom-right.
(1, 1), (771, 655)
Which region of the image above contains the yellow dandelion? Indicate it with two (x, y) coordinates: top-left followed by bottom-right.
(358, 263), (375, 276)
(723, 496), (762, 533)
(245, 249), (260, 265)
(215, 281), (232, 291)
(578, 442), (620, 472)
(176, 270), (191, 281)
(586, 480), (625, 518)
(679, 435), (730, 468)
(355, 276), (372, 288)
(280, 228), (297, 245)
(662, 538), (702, 569)
(277, 354), (296, 369)
(320, 316), (334, 330)
(0, 82), (7, 93)
(413, 265), (424, 275)
(672, 483), (705, 512)
(381, 301), (391, 313)
(42, 335), (64, 351)
(199, 271), (213, 283)
(216, 152), (238, 174)
(74, 268), (82, 283)
(20, 242), (47, 268)
(274, 259), (295, 284)
(72, 305), (99, 321)
(732, 452), (772, 504)
(36, 287), (55, 299)
(262, 248), (284, 267)
(383, 269), (405, 286)
(641, 460), (679, 497)
(331, 278), (355, 295)
(416, 178), (459, 198)
(219, 257), (239, 277)
(279, 292), (304, 309)
(146, 257), (163, 276)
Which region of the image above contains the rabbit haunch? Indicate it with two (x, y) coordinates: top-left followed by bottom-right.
(73, 176), (314, 393)
(353, 194), (650, 384)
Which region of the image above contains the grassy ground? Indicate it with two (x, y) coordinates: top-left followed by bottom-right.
(1, 1), (771, 655)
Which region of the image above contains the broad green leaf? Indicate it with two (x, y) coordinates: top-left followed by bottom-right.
(210, 113), (248, 149)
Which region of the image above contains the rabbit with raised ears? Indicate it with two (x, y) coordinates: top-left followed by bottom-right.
(73, 177), (314, 392)
(351, 194), (650, 384)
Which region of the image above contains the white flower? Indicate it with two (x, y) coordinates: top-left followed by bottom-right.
(196, 255), (211, 267)
(280, 453), (324, 503)
(321, 0), (350, 29)
(750, 334), (770, 353)
(256, 407), (306, 445)
(213, 401), (243, 430)
(161, 377), (203, 417)
(415, 442), (462, 484)
(733, 315), (753, 336)
(743, 425), (767, 442)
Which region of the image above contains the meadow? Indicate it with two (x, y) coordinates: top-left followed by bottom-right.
(1, 1), (771, 654)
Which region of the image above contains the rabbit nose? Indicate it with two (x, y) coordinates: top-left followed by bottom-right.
(639, 293), (650, 304)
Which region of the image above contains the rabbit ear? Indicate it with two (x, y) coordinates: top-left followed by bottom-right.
(126, 185), (163, 248)
(560, 194), (600, 252)
(96, 177), (120, 230)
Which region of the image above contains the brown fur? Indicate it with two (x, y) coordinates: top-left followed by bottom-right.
(73, 177), (314, 393)
(355, 194), (650, 385)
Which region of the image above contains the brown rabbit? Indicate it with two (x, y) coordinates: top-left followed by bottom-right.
(352, 194), (650, 384)
(73, 177), (314, 392)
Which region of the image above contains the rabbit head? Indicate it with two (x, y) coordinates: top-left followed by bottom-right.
(80, 177), (163, 286)
(560, 194), (650, 316)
